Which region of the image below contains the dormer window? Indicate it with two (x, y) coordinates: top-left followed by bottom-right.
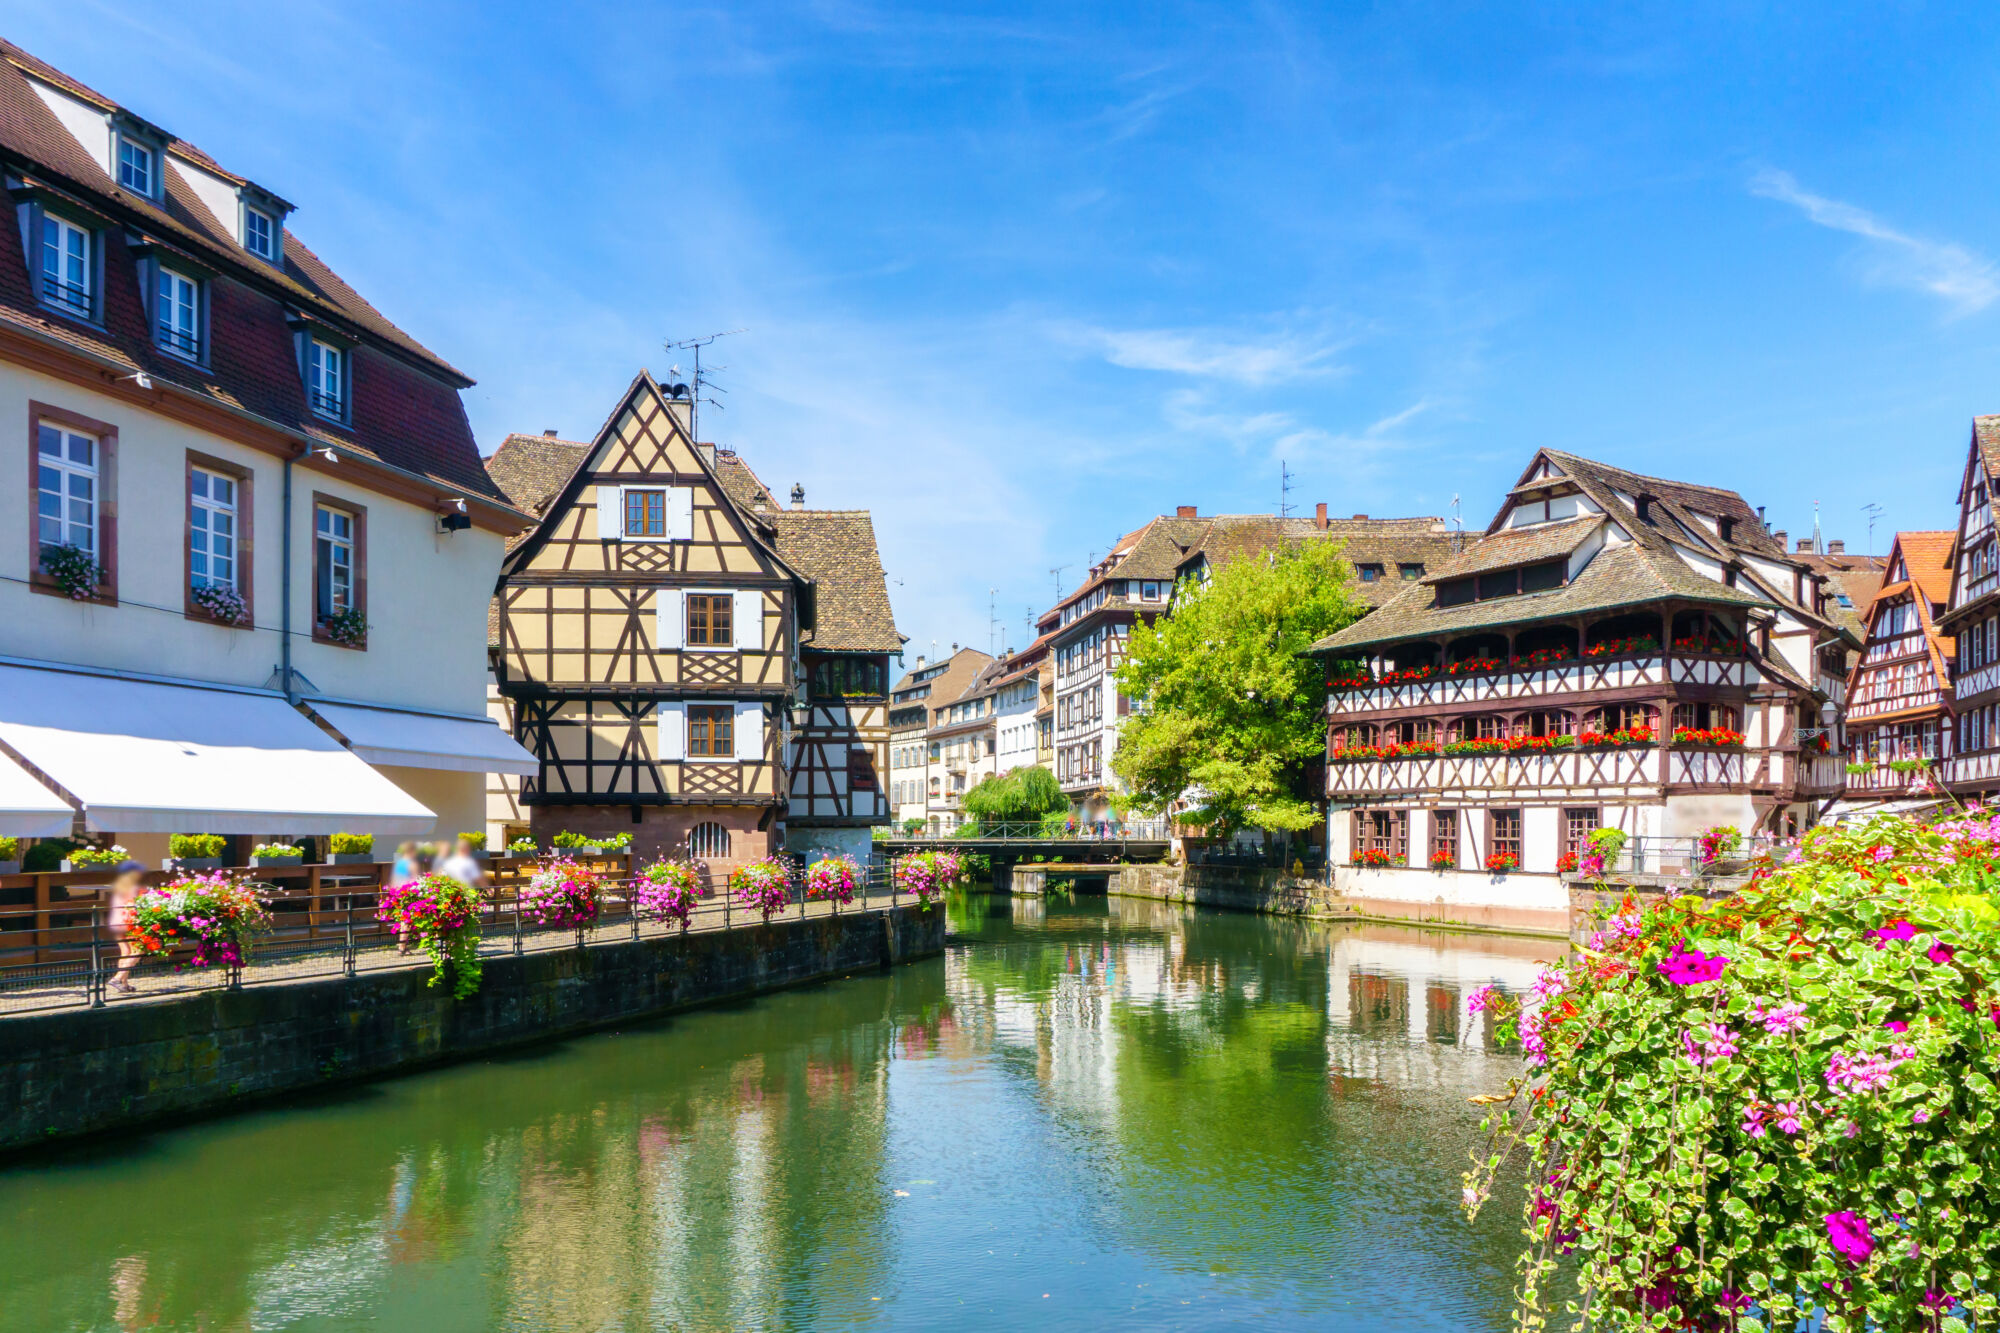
(307, 338), (345, 418)
(244, 206), (276, 261)
(156, 266), (202, 361)
(38, 213), (92, 319)
(117, 138), (155, 196)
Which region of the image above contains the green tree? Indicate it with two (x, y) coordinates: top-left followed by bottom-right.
(960, 765), (1067, 826)
(1112, 540), (1367, 836)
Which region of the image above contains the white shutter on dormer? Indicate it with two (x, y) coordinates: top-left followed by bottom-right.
(655, 589), (685, 650)
(669, 487), (695, 541)
(596, 484), (624, 541)
(733, 589), (764, 650)
(656, 701), (686, 761)
(734, 700), (765, 763)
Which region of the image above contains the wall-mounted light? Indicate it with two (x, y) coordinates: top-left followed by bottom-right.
(438, 497), (471, 535)
(116, 370), (153, 390)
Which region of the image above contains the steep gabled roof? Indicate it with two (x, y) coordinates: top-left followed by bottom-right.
(486, 434), (588, 515)
(1174, 513), (1457, 608)
(769, 509), (903, 653)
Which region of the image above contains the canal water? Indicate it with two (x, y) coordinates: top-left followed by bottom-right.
(0, 893), (1552, 1332)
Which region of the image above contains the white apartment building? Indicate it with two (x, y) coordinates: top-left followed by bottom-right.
(886, 647), (990, 830)
(0, 41), (535, 860)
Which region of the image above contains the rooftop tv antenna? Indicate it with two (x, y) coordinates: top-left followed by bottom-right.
(989, 587), (1001, 656)
(1279, 461), (1296, 517)
(666, 328), (746, 442)
(1861, 502), (1884, 559)
(1450, 493), (1465, 555)
(1049, 566), (1067, 599)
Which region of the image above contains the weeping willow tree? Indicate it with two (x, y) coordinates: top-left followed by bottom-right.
(960, 765), (1066, 828)
(1112, 539), (1367, 837)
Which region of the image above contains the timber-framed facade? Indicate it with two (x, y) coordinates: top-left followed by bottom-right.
(1309, 450), (1854, 927)
(1942, 418), (2000, 801)
(484, 372), (901, 865)
(1840, 531), (1954, 810)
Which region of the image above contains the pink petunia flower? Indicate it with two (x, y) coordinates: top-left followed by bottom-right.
(1824, 1211), (1874, 1264)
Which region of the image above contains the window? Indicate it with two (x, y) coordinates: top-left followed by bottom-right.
(117, 139), (154, 195)
(687, 593), (734, 647)
(39, 213), (91, 318)
(307, 339), (345, 418)
(1562, 808), (1599, 861)
(157, 267), (201, 360)
(189, 467), (238, 591)
(1358, 564), (1384, 583)
(687, 705), (735, 758)
(37, 422), (97, 554)
(624, 488), (666, 537)
(1430, 810), (1458, 868)
(1671, 702), (1740, 732)
(314, 503), (356, 621)
(688, 821), (731, 859)
(1141, 581), (1160, 600)
(812, 657), (888, 698)
(244, 207), (276, 260)
(1437, 560), (1564, 607)
(1399, 563), (1424, 579)
(1490, 809), (1522, 864)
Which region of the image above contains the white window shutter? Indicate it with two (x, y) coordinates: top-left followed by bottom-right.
(655, 589), (685, 650)
(656, 701), (686, 761)
(596, 485), (624, 541)
(734, 589), (764, 650)
(735, 700), (765, 762)
(669, 487), (695, 540)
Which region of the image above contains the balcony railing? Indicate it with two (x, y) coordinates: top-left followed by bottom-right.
(1327, 745), (1782, 796)
(1842, 761), (1941, 796)
(1326, 652), (1759, 716)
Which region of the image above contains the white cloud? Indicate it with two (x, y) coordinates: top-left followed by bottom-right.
(1750, 169), (2000, 314)
(1069, 321), (1351, 386)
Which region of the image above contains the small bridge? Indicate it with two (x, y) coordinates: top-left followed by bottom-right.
(879, 832), (1172, 890)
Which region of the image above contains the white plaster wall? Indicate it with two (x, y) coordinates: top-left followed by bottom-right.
(0, 366), (502, 717)
(1523, 807), (1560, 873)
(1332, 865), (1569, 913)
(1662, 793), (1759, 838)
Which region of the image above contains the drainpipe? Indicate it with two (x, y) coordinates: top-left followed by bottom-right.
(280, 448), (297, 702)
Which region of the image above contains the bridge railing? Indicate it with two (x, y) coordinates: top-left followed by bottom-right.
(882, 817), (1174, 842)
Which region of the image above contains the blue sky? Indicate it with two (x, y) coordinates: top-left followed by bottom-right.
(21, 2), (2000, 657)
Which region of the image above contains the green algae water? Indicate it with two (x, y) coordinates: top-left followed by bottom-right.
(0, 893), (1550, 1331)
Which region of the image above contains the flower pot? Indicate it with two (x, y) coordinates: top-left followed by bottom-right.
(169, 857), (223, 872)
(61, 860), (119, 874)
(251, 855), (303, 868)
(0, 861), (19, 876)
(326, 853), (375, 866)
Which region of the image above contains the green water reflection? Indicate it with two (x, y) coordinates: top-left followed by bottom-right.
(0, 893), (1552, 1331)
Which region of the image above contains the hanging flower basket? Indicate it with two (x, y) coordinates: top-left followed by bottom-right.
(377, 873), (482, 998)
(519, 859), (603, 932)
(191, 582), (246, 624)
(893, 850), (961, 905)
(130, 873), (272, 969)
(631, 859), (702, 931)
(806, 855), (860, 906)
(729, 857), (794, 921)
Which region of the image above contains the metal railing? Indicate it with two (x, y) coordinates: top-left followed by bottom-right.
(0, 855), (920, 1019)
(1571, 835), (1786, 878)
(882, 818), (1173, 842)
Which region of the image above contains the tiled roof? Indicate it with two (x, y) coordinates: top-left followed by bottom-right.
(713, 448), (780, 531)
(895, 648), (995, 725)
(0, 40), (507, 505)
(1174, 513), (1458, 608)
(769, 509), (904, 653)
(1417, 515), (1598, 584)
(1855, 531), (1957, 689)
(486, 434), (588, 516)
(1975, 416), (2000, 485)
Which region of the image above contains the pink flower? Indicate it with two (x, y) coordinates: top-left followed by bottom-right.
(1914, 1108), (1933, 1124)
(1741, 1103), (1768, 1137)
(1868, 919), (1918, 949)
(1466, 983), (1499, 1014)
(1824, 1211), (1874, 1264)
(1871, 845), (1894, 863)
(1657, 945), (1727, 985)
(1751, 1000), (1807, 1034)
(1929, 942), (1957, 965)
(1774, 1102), (1804, 1134)
(1884, 1019), (1909, 1034)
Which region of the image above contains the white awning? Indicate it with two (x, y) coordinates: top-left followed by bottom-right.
(0, 752), (75, 837)
(304, 701), (539, 776)
(0, 664), (437, 835)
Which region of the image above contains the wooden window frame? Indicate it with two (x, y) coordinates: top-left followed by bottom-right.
(1430, 809), (1458, 868)
(183, 451), (253, 630)
(310, 492), (367, 650)
(28, 400), (117, 605)
(1488, 809), (1523, 865)
(687, 704), (735, 759)
(686, 592), (734, 650)
(624, 487), (667, 538)
(1561, 807), (1600, 861)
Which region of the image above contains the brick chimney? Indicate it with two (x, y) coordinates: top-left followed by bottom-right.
(1314, 502), (1328, 530)
(542, 428), (559, 437)
(790, 483), (805, 509)
(1351, 513), (1369, 521)
(1827, 539), (1846, 555)
(1176, 505), (1198, 518)
(1796, 537), (1814, 553)
(1772, 529), (1788, 550)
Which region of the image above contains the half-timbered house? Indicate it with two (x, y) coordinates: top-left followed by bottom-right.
(1309, 450), (1855, 932)
(1840, 531), (1954, 810)
(484, 372), (900, 865)
(1942, 418), (2000, 801)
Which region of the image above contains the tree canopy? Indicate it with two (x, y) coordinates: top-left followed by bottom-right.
(1111, 539), (1367, 836)
(961, 765), (1066, 826)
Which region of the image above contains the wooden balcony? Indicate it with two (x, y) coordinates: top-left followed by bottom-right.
(1842, 762), (1941, 798)
(1945, 750), (2000, 791)
(1326, 745), (1779, 798)
(1326, 654), (1756, 718)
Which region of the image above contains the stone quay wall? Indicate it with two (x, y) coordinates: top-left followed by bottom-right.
(0, 905), (945, 1153)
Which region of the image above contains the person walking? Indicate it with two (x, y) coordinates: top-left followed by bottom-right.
(105, 859), (145, 994)
(390, 841), (419, 888)
(439, 837), (485, 890)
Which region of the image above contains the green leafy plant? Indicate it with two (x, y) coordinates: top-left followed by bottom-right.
(24, 839), (76, 872)
(1462, 811), (2000, 1332)
(1039, 809), (1074, 838)
(506, 837), (537, 855)
(328, 832), (374, 856)
(39, 542), (101, 600)
(67, 844), (129, 867)
(251, 842), (302, 859)
(322, 606), (367, 646)
(551, 830), (594, 850)
(376, 873), (482, 998)
(962, 765), (1066, 825)
(169, 834), (227, 860)
(599, 831), (632, 851)
(457, 831), (486, 851)
(1888, 757), (1932, 775)
(0, 836), (17, 861)
(1845, 760), (1873, 776)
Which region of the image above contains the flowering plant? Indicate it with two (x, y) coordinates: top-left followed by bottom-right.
(1556, 851), (1579, 873)
(190, 582), (246, 623)
(1328, 664), (1437, 691)
(129, 873), (272, 969)
(1672, 634), (1745, 655)
(632, 859), (702, 931)
(1698, 823), (1743, 866)
(506, 837), (538, 855)
(1483, 850), (1519, 872)
(1584, 634), (1660, 658)
(1350, 847), (1395, 868)
(1577, 725), (1655, 749)
(1332, 740), (1442, 762)
(520, 859), (603, 931)
(1429, 848), (1455, 870)
(1462, 814), (2000, 1332)
(67, 844), (129, 867)
(1674, 725), (1747, 748)
(730, 857), (794, 921)
(894, 850), (961, 905)
(1581, 827), (1625, 878)
(806, 855), (860, 905)
(376, 873), (482, 998)
(251, 843), (303, 859)
(322, 606), (366, 646)
(1445, 656), (1505, 677)
(39, 542), (101, 600)
(1511, 646), (1573, 668)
